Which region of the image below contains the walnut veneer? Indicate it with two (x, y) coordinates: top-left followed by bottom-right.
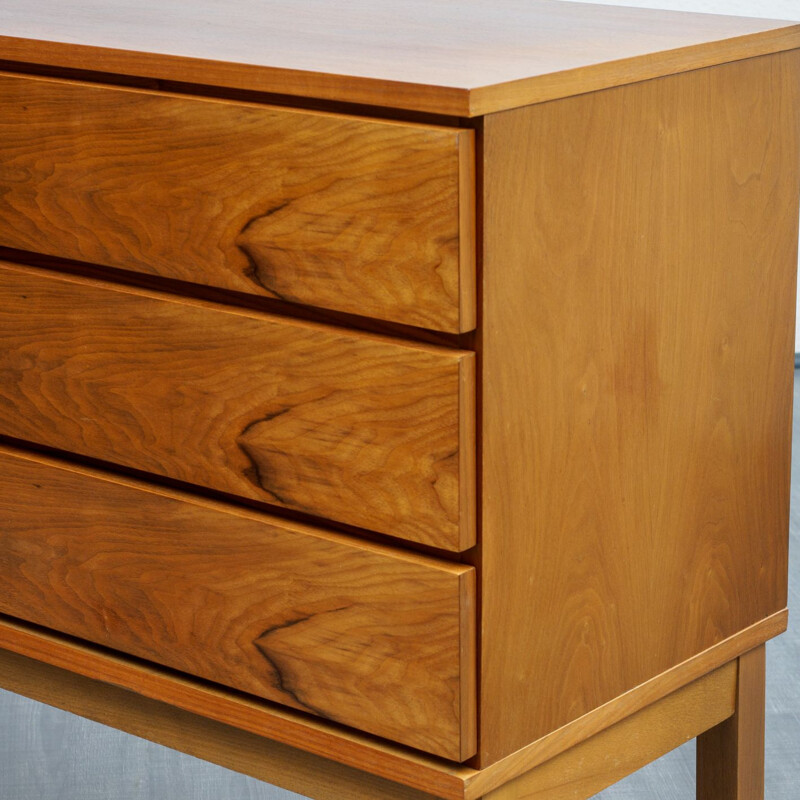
(0, 2), (798, 798)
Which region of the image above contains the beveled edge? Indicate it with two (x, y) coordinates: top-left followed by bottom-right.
(0, 608), (787, 800)
(1, 25), (800, 117)
(479, 660), (737, 799)
(464, 609), (788, 798)
(0, 645), (441, 800)
(0, 614), (475, 800)
(468, 26), (800, 116)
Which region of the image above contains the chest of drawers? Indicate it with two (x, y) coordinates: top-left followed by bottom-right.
(0, 2), (798, 798)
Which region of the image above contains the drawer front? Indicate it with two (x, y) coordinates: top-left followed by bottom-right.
(0, 72), (475, 332)
(0, 262), (474, 550)
(0, 446), (476, 759)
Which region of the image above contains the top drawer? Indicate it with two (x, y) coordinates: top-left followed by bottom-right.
(0, 72), (475, 332)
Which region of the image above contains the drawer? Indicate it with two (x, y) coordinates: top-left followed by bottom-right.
(0, 445), (476, 759)
(0, 72), (475, 333)
(0, 261), (474, 551)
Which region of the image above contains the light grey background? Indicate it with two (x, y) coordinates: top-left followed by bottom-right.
(2, 1), (800, 797)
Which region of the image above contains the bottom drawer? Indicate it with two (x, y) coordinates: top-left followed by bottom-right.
(0, 446), (475, 760)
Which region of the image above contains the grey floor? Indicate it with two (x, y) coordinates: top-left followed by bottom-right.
(1, 376), (799, 800)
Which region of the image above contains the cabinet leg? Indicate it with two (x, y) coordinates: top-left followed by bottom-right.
(696, 645), (765, 800)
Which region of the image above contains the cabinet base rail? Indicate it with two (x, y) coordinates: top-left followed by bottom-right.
(0, 614), (779, 800)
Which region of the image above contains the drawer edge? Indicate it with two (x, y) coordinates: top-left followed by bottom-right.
(0, 614), (476, 799)
(0, 443), (477, 758)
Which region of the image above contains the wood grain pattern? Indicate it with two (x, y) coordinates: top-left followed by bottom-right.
(0, 611), (783, 799)
(0, 261), (475, 550)
(0, 614), (477, 800)
(697, 645), (766, 800)
(0, 71), (475, 332)
(0, 1), (798, 115)
(478, 51), (800, 764)
(480, 661), (736, 800)
(0, 647), (443, 800)
(0, 445), (475, 759)
(463, 611), (786, 800)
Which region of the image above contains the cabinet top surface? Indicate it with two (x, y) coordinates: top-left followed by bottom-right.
(0, 0), (798, 116)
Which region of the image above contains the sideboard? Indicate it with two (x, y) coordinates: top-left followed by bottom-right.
(0, 1), (798, 797)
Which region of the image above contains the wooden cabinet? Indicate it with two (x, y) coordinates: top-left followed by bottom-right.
(0, 2), (798, 798)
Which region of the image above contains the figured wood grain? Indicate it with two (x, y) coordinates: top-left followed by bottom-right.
(0, 642), (740, 800)
(479, 661), (736, 800)
(0, 1), (798, 115)
(478, 51), (800, 764)
(0, 71), (474, 332)
(697, 646), (766, 800)
(0, 648), (442, 800)
(0, 614), (476, 800)
(0, 261), (475, 550)
(463, 611), (786, 800)
(0, 612), (785, 800)
(0, 445), (475, 759)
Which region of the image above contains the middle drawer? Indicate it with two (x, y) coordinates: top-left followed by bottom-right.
(0, 261), (475, 551)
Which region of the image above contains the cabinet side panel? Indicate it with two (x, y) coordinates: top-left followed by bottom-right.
(479, 50), (800, 763)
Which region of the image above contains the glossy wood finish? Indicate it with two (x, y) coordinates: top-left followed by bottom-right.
(480, 661), (736, 800)
(0, 614), (762, 800)
(1, 3), (799, 797)
(0, 72), (474, 332)
(0, 580), (786, 799)
(697, 646), (767, 800)
(479, 51), (800, 764)
(0, 1), (798, 115)
(0, 647), (442, 800)
(0, 261), (475, 550)
(0, 615), (477, 800)
(0, 623), (764, 800)
(0, 446), (476, 759)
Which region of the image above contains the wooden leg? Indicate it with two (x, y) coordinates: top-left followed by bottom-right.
(475, 662), (737, 800)
(697, 645), (766, 800)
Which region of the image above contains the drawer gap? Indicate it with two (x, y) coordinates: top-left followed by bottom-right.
(0, 247), (475, 350)
(0, 433), (474, 564)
